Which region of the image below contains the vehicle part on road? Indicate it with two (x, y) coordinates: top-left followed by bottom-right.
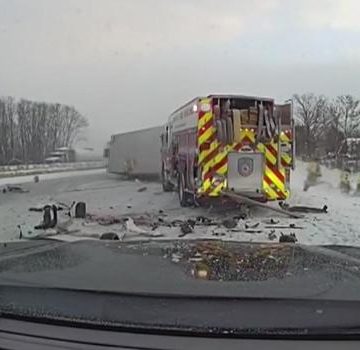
(75, 202), (86, 218)
(268, 230), (277, 241)
(34, 205), (53, 230)
(245, 222), (260, 229)
(222, 218), (238, 229)
(264, 218), (280, 225)
(279, 202), (328, 213)
(17, 225), (23, 240)
(222, 191), (303, 219)
(4, 184), (29, 193)
(100, 232), (119, 240)
(179, 221), (195, 237)
(279, 233), (297, 243)
(125, 217), (148, 234)
(265, 224), (303, 229)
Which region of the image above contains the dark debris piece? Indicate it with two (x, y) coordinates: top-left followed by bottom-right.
(245, 222), (260, 229)
(179, 221), (194, 237)
(268, 230), (277, 241)
(222, 218), (238, 229)
(100, 232), (119, 240)
(279, 233), (298, 243)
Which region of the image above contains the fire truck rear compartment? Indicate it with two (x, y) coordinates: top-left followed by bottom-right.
(227, 152), (264, 197)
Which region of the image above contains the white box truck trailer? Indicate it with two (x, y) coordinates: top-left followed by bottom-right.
(107, 126), (163, 178)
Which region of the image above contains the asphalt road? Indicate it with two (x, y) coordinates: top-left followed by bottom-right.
(0, 165), (359, 246)
(0, 169), (190, 241)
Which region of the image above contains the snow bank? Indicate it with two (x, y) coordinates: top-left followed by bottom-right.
(1, 161), (360, 247)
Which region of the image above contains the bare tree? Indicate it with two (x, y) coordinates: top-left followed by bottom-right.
(5, 97), (89, 165)
(335, 95), (360, 138)
(0, 97), (17, 164)
(293, 93), (328, 157)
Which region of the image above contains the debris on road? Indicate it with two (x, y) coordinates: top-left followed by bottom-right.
(75, 202), (86, 218)
(245, 222), (260, 229)
(34, 175), (39, 183)
(222, 191), (304, 219)
(265, 224), (303, 230)
(222, 218), (238, 229)
(29, 204), (65, 212)
(100, 232), (120, 240)
(34, 205), (53, 230)
(268, 230), (277, 241)
(279, 202), (328, 214)
(279, 233), (298, 243)
(125, 217), (148, 234)
(3, 184), (29, 193)
(264, 218), (280, 225)
(179, 220), (195, 237)
(137, 186), (147, 192)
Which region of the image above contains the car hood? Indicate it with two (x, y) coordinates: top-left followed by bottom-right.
(1, 239), (360, 300)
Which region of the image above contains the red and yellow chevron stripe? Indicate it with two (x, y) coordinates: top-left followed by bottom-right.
(196, 99), (290, 200)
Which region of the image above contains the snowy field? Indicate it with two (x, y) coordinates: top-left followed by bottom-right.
(0, 163), (359, 246)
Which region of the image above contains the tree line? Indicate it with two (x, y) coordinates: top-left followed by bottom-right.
(0, 97), (88, 165)
(293, 93), (360, 158)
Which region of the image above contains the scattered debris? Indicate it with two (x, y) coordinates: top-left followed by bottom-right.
(179, 220), (195, 237)
(171, 253), (182, 263)
(29, 205), (64, 212)
(265, 224), (303, 229)
(4, 184), (29, 193)
(279, 202), (328, 214)
(212, 231), (226, 237)
(245, 222), (260, 229)
(75, 202), (86, 218)
(222, 218), (238, 229)
(88, 214), (123, 226)
(100, 232), (119, 240)
(230, 228), (262, 234)
(28, 207), (43, 212)
(196, 216), (215, 225)
(34, 205), (54, 230)
(125, 217), (148, 234)
(34, 175), (39, 183)
(279, 233), (297, 243)
(263, 218), (280, 225)
(137, 186), (147, 192)
(268, 230), (277, 241)
(222, 191), (303, 219)
(17, 225), (23, 240)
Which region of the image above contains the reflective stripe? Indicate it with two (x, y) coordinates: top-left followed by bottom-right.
(257, 144), (277, 165)
(199, 126), (216, 145)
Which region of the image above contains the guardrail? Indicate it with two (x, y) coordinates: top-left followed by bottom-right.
(0, 161), (106, 178)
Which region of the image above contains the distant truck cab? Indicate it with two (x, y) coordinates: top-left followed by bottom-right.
(161, 95), (295, 206)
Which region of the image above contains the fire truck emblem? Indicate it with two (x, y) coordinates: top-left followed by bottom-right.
(238, 157), (253, 177)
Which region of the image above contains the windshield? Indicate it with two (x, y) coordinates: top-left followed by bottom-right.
(1, 0), (360, 338)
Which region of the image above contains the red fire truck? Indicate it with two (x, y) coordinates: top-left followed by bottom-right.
(161, 95), (295, 206)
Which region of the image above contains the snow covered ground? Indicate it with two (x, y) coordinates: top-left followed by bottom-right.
(0, 163), (359, 246)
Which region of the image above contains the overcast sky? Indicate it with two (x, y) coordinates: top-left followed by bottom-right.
(1, 0), (360, 150)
